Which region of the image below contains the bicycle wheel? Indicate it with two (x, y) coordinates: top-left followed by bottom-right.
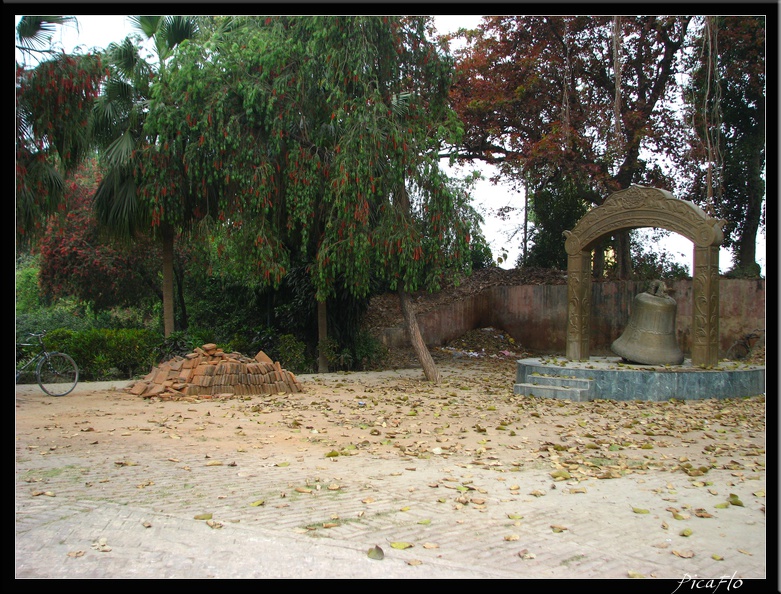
(36, 352), (79, 396)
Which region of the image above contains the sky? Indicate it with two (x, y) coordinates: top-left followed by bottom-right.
(16, 14), (766, 276)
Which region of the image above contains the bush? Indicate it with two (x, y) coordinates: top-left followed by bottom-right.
(352, 330), (388, 370)
(275, 334), (314, 374)
(43, 328), (160, 381)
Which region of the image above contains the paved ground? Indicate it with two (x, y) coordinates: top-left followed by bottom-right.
(15, 376), (770, 582)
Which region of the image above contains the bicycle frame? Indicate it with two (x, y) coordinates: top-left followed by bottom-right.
(15, 338), (47, 381)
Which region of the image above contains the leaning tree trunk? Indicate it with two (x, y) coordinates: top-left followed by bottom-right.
(317, 300), (329, 373)
(398, 289), (440, 383)
(161, 222), (175, 338)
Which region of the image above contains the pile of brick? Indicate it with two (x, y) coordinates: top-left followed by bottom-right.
(125, 343), (303, 401)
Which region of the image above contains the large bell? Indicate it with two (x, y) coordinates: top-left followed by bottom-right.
(611, 280), (684, 365)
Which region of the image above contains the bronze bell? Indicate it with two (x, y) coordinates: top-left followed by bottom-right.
(611, 280), (684, 366)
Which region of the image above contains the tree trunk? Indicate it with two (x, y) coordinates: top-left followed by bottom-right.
(614, 230), (633, 280)
(175, 259), (188, 332)
(398, 289), (440, 383)
(317, 299), (329, 373)
(592, 243), (605, 278)
(161, 222), (175, 338)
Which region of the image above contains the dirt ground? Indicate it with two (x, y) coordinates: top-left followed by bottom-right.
(14, 336), (766, 488)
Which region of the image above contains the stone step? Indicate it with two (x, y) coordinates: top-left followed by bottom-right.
(524, 374), (593, 390)
(513, 382), (590, 402)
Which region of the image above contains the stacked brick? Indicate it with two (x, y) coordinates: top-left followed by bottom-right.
(125, 343), (303, 401)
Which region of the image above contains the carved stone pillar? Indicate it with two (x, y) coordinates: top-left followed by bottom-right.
(566, 251), (591, 361)
(692, 245), (720, 367)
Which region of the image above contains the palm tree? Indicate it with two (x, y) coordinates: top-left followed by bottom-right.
(92, 16), (201, 337)
(16, 16), (103, 246)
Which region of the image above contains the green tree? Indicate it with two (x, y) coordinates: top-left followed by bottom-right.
(145, 16), (477, 381)
(92, 16), (203, 336)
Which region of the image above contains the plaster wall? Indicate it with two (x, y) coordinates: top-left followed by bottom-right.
(380, 278), (765, 357)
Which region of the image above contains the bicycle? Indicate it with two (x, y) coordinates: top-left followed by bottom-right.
(15, 332), (79, 396)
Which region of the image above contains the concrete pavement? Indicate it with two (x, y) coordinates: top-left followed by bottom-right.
(16, 381), (770, 581)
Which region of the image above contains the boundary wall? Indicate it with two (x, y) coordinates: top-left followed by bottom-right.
(378, 279), (765, 357)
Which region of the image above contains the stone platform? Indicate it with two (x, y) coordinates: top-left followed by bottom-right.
(514, 356), (765, 402)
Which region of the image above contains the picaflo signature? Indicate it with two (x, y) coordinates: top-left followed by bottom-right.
(671, 573), (744, 594)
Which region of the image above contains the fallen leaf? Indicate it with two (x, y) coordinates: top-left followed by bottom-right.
(529, 490), (545, 497)
(205, 460), (223, 466)
(628, 570), (646, 578)
(504, 534), (520, 541)
(633, 507), (650, 514)
(295, 487), (312, 493)
(194, 513), (213, 520)
(367, 546), (384, 560)
(322, 522), (338, 528)
(417, 519), (431, 525)
(679, 528), (693, 537)
(672, 550), (695, 558)
(728, 494), (744, 507)
(250, 499), (265, 507)
(67, 551), (85, 558)
(422, 543), (439, 549)
(390, 541), (414, 550)
(406, 559), (423, 566)
(550, 525), (568, 533)
(712, 554), (724, 561)
(738, 549), (753, 556)
(507, 513), (524, 520)
(91, 538), (112, 552)
(275, 462), (290, 467)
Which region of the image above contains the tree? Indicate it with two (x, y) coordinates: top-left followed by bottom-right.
(37, 160), (163, 312)
(682, 16), (766, 277)
(145, 16), (477, 381)
(92, 16), (203, 336)
(15, 16), (105, 246)
(449, 16), (693, 278)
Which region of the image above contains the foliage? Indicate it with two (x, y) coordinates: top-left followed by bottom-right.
(449, 16), (695, 274)
(16, 49), (105, 245)
(36, 161), (162, 312)
(274, 334), (315, 375)
(144, 16), (478, 302)
(629, 235), (691, 281)
(15, 298), (96, 339)
(16, 328), (158, 381)
(15, 255), (43, 315)
(153, 329), (230, 363)
(522, 174), (591, 269)
(681, 16), (765, 274)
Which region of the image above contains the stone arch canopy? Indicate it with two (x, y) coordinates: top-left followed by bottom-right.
(563, 185), (725, 255)
(562, 185), (726, 367)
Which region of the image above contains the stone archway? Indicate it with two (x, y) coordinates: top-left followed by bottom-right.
(563, 185), (726, 367)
